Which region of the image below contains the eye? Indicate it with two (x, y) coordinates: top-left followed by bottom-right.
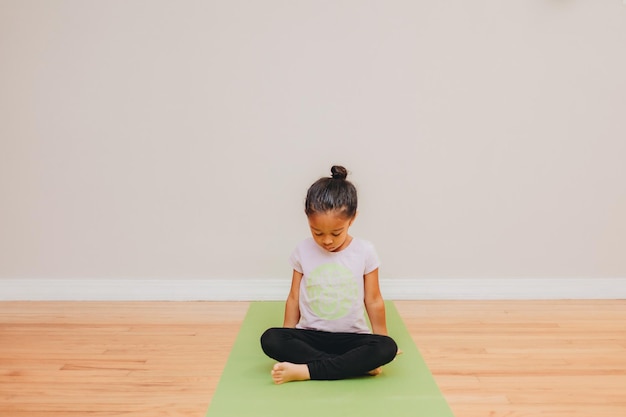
(332, 232), (341, 237)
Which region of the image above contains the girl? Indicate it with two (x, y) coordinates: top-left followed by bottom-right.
(260, 165), (398, 384)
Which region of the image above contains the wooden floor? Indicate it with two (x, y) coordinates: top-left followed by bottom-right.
(1, 300), (625, 417)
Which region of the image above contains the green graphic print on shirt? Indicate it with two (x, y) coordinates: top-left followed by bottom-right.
(306, 263), (358, 320)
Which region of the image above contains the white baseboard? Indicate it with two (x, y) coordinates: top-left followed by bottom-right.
(1, 277), (625, 301)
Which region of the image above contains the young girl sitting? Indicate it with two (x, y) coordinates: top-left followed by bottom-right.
(260, 165), (398, 384)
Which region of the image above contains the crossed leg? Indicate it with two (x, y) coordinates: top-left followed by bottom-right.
(260, 327), (397, 383)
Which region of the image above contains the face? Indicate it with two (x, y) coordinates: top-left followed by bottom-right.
(308, 210), (355, 252)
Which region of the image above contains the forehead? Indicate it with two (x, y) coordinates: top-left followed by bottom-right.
(308, 211), (351, 231)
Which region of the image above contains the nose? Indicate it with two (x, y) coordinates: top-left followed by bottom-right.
(322, 236), (333, 245)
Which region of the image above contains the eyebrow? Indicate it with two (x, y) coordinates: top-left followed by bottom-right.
(311, 227), (344, 232)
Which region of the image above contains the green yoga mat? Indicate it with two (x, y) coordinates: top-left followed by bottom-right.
(206, 302), (454, 417)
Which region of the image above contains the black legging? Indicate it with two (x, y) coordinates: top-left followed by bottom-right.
(260, 327), (398, 380)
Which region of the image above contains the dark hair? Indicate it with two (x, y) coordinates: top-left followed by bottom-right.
(304, 166), (357, 218)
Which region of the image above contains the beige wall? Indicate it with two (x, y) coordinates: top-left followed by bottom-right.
(1, 1), (625, 285)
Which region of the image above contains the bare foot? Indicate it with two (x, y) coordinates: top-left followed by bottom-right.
(368, 367), (383, 376)
(271, 362), (310, 384)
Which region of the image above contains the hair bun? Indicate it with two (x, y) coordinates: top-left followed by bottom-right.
(330, 165), (348, 180)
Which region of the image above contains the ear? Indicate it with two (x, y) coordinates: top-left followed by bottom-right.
(349, 211), (359, 226)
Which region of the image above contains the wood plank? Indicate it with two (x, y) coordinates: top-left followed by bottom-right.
(394, 300), (626, 417)
(1, 300), (625, 417)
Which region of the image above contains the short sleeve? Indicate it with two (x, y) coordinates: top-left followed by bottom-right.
(363, 240), (380, 274)
(289, 246), (303, 273)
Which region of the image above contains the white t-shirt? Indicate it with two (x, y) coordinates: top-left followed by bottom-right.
(289, 237), (380, 334)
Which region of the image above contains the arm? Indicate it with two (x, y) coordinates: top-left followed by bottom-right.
(283, 269), (303, 328)
(363, 268), (388, 336)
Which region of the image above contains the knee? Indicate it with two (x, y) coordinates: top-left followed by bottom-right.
(260, 327), (283, 357)
(380, 335), (398, 363)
